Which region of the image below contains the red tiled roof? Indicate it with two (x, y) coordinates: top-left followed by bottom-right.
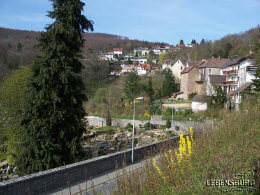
(199, 57), (228, 68)
(140, 63), (151, 71)
(113, 48), (123, 51)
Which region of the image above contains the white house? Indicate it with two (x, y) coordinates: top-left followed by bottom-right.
(152, 46), (171, 55)
(162, 59), (187, 81)
(237, 57), (256, 87)
(121, 66), (134, 74)
(124, 54), (133, 60)
(105, 52), (114, 61)
(113, 48), (123, 56)
(134, 47), (150, 56)
(132, 58), (147, 64)
(234, 57), (256, 106)
(136, 66), (147, 75)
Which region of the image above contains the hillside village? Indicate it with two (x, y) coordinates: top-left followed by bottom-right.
(94, 45), (257, 112)
(0, 0), (259, 194)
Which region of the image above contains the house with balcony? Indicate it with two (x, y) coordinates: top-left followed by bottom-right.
(134, 47), (150, 56)
(132, 57), (148, 64)
(152, 46), (171, 55)
(105, 51), (114, 61)
(234, 57), (256, 106)
(220, 58), (242, 95)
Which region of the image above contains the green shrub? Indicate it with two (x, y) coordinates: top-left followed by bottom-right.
(126, 123), (132, 130)
(183, 109), (193, 116)
(166, 120), (171, 128)
(165, 107), (175, 116)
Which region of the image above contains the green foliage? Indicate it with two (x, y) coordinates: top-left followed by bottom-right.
(162, 69), (178, 97)
(188, 92), (197, 100)
(146, 77), (154, 102)
(144, 122), (154, 130)
(81, 55), (110, 98)
(183, 109), (193, 116)
(191, 39), (196, 44)
(126, 123), (132, 131)
(106, 109), (112, 126)
(123, 70), (140, 102)
(16, 42), (22, 51)
(165, 107), (175, 116)
(148, 102), (162, 115)
(207, 87), (228, 109)
(16, 0), (94, 175)
(158, 52), (176, 64)
(0, 66), (32, 163)
(166, 120), (171, 128)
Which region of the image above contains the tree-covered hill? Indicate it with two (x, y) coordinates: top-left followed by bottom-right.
(0, 27), (167, 81)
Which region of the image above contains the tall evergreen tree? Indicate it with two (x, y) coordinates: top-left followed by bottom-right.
(200, 39), (205, 45)
(123, 70), (140, 102)
(16, 0), (93, 175)
(162, 69), (177, 97)
(146, 77), (154, 102)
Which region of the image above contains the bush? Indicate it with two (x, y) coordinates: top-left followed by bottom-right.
(148, 102), (162, 115)
(165, 107), (175, 116)
(144, 122), (154, 130)
(125, 123), (132, 130)
(166, 120), (171, 128)
(183, 109), (193, 116)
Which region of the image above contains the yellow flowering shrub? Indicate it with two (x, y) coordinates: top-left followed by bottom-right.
(152, 158), (166, 182)
(124, 102), (132, 109)
(144, 110), (151, 117)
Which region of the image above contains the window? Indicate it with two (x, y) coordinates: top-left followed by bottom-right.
(209, 68), (212, 74)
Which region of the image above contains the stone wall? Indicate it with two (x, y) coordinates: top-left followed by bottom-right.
(0, 136), (180, 195)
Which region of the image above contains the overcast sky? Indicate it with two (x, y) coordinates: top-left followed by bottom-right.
(1, 0), (259, 45)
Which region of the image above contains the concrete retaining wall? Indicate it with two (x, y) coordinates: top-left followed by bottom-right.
(0, 136), (180, 195)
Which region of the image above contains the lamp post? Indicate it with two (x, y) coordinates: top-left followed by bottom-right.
(170, 98), (174, 128)
(132, 96), (143, 163)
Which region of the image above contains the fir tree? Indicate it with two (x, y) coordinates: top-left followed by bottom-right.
(16, 0), (93, 175)
(162, 69), (177, 97)
(146, 77), (154, 102)
(123, 70), (140, 102)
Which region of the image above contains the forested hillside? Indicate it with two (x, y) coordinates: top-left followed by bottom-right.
(0, 27), (166, 81)
(0, 26), (259, 82)
(177, 25), (260, 60)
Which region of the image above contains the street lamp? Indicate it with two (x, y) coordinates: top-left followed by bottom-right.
(170, 98), (175, 128)
(132, 96), (143, 163)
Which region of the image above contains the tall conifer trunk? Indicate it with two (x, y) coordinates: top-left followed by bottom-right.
(16, 0), (93, 175)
